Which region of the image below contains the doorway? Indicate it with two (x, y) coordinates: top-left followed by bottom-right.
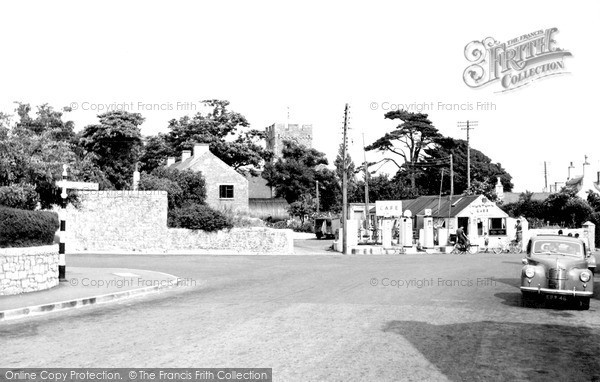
(457, 217), (469, 235)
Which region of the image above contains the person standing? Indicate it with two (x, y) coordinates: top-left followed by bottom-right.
(483, 232), (490, 253)
(515, 219), (523, 244)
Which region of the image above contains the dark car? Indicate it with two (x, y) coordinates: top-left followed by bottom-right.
(520, 235), (593, 310)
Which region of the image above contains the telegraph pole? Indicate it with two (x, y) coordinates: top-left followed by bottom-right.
(362, 133), (370, 231)
(316, 180), (320, 213)
(544, 161), (549, 191)
(458, 120), (477, 189)
(448, 154), (454, 219)
(450, 154), (454, 198)
(342, 103), (350, 254)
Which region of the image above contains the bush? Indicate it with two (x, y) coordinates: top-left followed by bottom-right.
(218, 207), (266, 228)
(288, 219), (313, 233)
(0, 206), (59, 247)
(0, 184), (40, 210)
(268, 220), (289, 229)
(151, 167), (206, 206)
(169, 204), (233, 232)
(139, 173), (184, 210)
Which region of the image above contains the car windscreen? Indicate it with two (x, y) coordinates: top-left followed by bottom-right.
(532, 240), (583, 258)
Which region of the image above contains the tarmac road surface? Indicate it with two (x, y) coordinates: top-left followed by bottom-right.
(2, 247), (600, 381)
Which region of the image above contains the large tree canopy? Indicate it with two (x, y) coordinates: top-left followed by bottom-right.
(79, 110), (144, 189)
(158, 99), (272, 175)
(366, 110), (441, 189)
(263, 141), (340, 212)
(419, 136), (513, 196)
(0, 103), (109, 208)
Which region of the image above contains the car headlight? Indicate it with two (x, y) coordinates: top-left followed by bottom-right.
(524, 267), (535, 278)
(580, 272), (591, 282)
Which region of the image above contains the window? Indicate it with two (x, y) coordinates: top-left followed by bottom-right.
(488, 218), (506, 236)
(219, 185), (234, 199)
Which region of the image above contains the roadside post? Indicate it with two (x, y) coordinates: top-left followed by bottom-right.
(56, 164), (99, 281)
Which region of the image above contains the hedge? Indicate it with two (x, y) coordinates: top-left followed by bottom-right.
(0, 184), (40, 210)
(0, 206), (59, 248)
(169, 204), (233, 232)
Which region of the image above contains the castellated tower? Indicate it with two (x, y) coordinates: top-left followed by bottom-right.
(265, 122), (313, 159)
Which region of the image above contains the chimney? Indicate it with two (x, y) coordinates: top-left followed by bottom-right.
(182, 150), (191, 161)
(167, 157), (176, 167)
(567, 162), (574, 180)
(494, 177), (504, 200)
(193, 143), (210, 157)
(597, 171), (600, 184)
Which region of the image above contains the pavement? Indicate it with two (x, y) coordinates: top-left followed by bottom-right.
(0, 266), (181, 321)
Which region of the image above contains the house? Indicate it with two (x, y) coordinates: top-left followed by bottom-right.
(166, 143), (249, 212)
(494, 176), (550, 204)
(563, 158), (600, 199)
(348, 194), (515, 247)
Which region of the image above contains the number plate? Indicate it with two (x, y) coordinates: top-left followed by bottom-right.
(545, 294), (567, 301)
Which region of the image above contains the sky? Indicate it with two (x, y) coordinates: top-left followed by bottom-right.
(1, 0), (598, 193)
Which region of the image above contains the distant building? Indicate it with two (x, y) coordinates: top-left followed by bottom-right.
(245, 172), (290, 220)
(166, 143), (249, 212)
(348, 194), (515, 247)
(563, 157), (600, 199)
(245, 173), (274, 199)
(266, 122), (313, 159)
(494, 177), (550, 204)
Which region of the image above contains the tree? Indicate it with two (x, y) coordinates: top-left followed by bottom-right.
(164, 100), (272, 175)
(587, 191), (600, 212)
(288, 194), (317, 224)
(543, 188), (593, 227)
(366, 110), (441, 189)
(150, 167), (206, 207)
(0, 112), (11, 140)
(334, 143), (358, 199)
(79, 110), (144, 189)
(263, 141), (339, 211)
(350, 173), (419, 204)
(0, 103), (108, 208)
(13, 102), (76, 142)
(139, 134), (174, 173)
(464, 180), (498, 202)
(421, 136), (513, 196)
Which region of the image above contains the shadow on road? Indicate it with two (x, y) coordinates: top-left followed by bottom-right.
(382, 320), (600, 381)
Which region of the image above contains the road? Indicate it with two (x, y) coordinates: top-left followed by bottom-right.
(2, 241), (600, 381)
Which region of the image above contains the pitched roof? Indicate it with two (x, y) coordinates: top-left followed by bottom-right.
(402, 195), (480, 217)
(566, 176), (583, 186)
(501, 191), (551, 204)
(167, 150), (247, 183)
(245, 173), (273, 198)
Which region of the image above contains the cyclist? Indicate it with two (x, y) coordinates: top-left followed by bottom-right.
(456, 226), (470, 252)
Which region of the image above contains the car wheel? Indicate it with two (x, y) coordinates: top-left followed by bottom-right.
(521, 291), (536, 307)
(577, 297), (590, 310)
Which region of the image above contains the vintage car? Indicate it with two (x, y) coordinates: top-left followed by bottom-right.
(314, 215), (340, 240)
(520, 235), (594, 310)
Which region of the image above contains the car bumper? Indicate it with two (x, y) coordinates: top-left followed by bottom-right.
(520, 286), (593, 297)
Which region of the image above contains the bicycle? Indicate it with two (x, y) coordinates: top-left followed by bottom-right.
(492, 239), (522, 254)
(451, 242), (478, 255)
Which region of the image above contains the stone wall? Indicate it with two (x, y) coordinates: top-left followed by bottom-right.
(63, 190), (168, 253)
(167, 228), (294, 255)
(62, 191), (293, 254)
(0, 245), (59, 295)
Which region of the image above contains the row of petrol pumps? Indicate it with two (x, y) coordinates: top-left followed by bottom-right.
(339, 201), (440, 252)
